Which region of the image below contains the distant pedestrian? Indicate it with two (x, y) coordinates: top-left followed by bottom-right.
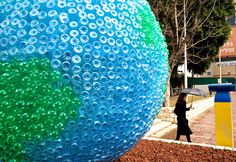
(174, 93), (192, 142)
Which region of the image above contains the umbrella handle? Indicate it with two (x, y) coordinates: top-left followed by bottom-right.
(190, 95), (193, 109)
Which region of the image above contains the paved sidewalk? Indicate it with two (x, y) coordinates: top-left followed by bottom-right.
(146, 92), (236, 146)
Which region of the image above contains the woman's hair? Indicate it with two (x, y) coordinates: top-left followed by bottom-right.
(177, 93), (187, 103)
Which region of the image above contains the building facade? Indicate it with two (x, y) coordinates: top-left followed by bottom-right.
(201, 24), (236, 80)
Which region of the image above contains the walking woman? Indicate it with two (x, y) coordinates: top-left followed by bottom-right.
(174, 93), (192, 142)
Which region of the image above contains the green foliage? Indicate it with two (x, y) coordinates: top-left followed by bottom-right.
(0, 59), (80, 161)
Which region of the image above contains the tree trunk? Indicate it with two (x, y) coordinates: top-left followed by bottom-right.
(170, 85), (174, 96)
(163, 74), (171, 107)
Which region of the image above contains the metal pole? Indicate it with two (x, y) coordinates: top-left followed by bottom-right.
(219, 52), (222, 83)
(184, 0), (188, 88)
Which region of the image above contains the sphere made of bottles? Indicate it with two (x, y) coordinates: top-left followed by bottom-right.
(0, 0), (169, 161)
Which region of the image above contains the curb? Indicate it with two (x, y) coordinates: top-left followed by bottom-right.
(145, 120), (172, 137)
(143, 137), (236, 151)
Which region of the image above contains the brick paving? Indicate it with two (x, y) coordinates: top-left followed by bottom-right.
(160, 92), (236, 145)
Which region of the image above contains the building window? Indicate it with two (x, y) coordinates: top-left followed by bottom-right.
(207, 72), (211, 75)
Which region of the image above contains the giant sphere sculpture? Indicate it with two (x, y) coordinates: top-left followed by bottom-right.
(0, 0), (169, 161)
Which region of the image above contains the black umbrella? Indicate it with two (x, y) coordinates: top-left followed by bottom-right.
(181, 87), (207, 97)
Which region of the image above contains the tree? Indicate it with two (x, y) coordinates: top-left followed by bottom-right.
(148, 0), (235, 106)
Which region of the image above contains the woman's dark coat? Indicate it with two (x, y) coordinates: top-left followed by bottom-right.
(174, 101), (192, 135)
